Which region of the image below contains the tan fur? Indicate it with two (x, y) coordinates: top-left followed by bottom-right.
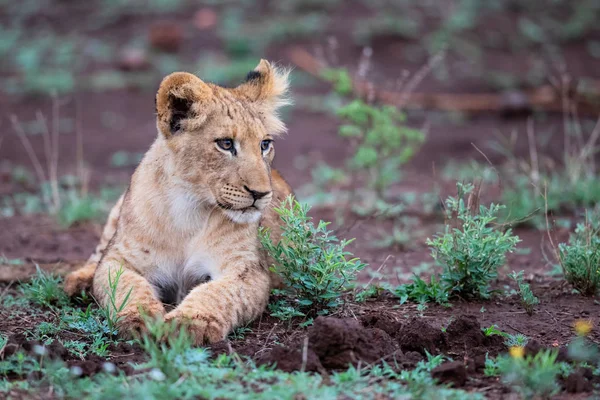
(64, 60), (293, 344)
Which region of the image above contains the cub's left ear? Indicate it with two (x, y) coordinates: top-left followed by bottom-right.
(234, 59), (291, 135)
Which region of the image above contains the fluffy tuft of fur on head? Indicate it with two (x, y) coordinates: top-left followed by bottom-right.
(234, 59), (292, 135)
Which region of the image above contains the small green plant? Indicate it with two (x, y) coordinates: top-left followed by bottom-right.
(100, 266), (133, 333)
(498, 349), (563, 398)
(335, 99), (425, 199)
(321, 68), (353, 95)
(260, 196), (366, 319)
(484, 354), (499, 377)
(228, 326), (252, 341)
(482, 325), (505, 337)
(504, 333), (529, 348)
(19, 266), (69, 308)
(427, 183), (520, 299)
(393, 275), (450, 305)
(508, 270), (539, 315)
(555, 217), (600, 296)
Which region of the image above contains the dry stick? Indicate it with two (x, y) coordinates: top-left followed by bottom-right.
(35, 111), (60, 212)
(75, 97), (87, 197)
(10, 116), (48, 196)
(364, 254), (393, 289)
(526, 118), (540, 186)
(288, 47), (599, 114)
(300, 336), (309, 373)
(51, 96), (60, 209)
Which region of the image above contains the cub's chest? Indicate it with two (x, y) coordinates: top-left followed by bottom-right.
(147, 250), (220, 307)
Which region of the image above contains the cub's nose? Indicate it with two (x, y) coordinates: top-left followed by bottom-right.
(244, 185), (270, 200)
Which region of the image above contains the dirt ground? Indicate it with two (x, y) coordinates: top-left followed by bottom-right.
(1, 1), (600, 398)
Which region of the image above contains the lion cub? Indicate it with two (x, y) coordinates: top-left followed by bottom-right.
(64, 60), (292, 344)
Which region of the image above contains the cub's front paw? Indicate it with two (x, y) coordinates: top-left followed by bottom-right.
(63, 263), (96, 296)
(164, 310), (228, 345)
(116, 304), (165, 340)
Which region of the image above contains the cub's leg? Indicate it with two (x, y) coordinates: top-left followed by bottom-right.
(165, 263), (271, 345)
(64, 194), (124, 296)
(93, 258), (165, 338)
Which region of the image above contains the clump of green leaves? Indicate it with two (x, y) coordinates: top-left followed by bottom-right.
(504, 333), (529, 348)
(260, 196), (366, 319)
(19, 266), (69, 308)
(427, 183), (520, 299)
(392, 275), (450, 306)
(335, 99), (425, 197)
(497, 350), (563, 399)
(321, 68), (353, 95)
(556, 217), (600, 296)
(508, 270), (539, 315)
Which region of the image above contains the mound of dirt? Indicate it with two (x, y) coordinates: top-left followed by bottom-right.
(445, 314), (505, 357)
(431, 361), (467, 387)
(309, 317), (397, 369)
(257, 343), (324, 373)
(396, 317), (445, 355)
(359, 311), (402, 337)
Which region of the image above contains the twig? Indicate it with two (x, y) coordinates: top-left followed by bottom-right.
(300, 336), (309, 373)
(288, 47), (600, 114)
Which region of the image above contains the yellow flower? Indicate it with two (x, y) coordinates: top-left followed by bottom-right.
(509, 346), (525, 359)
(574, 320), (593, 336)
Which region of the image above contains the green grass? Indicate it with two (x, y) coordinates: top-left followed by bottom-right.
(19, 266), (70, 308)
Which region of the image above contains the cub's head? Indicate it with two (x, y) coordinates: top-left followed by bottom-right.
(155, 60), (290, 224)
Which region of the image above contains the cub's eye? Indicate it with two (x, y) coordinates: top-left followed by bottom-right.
(216, 139), (234, 152)
(261, 140), (272, 152)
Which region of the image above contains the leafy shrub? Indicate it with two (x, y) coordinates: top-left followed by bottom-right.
(556, 218), (600, 296)
(427, 183), (520, 299)
(335, 99), (425, 197)
(508, 270), (539, 315)
(260, 196), (366, 319)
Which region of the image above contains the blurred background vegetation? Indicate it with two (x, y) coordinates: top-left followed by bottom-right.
(0, 0), (599, 248)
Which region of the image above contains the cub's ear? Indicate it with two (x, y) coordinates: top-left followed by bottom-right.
(155, 72), (213, 138)
(234, 59), (291, 135)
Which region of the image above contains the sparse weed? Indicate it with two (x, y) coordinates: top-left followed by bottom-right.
(504, 333), (529, 348)
(484, 354), (499, 377)
(19, 266), (69, 308)
(228, 326), (252, 341)
(555, 216), (600, 296)
(482, 325), (505, 337)
(498, 349), (563, 399)
(393, 275), (449, 306)
(260, 196), (366, 319)
(508, 270), (539, 315)
(427, 183), (520, 299)
(101, 266), (133, 333)
(335, 99), (425, 200)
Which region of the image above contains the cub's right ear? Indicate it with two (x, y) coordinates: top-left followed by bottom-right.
(155, 72), (213, 138)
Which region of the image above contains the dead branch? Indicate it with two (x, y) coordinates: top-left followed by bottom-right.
(289, 47), (600, 115)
